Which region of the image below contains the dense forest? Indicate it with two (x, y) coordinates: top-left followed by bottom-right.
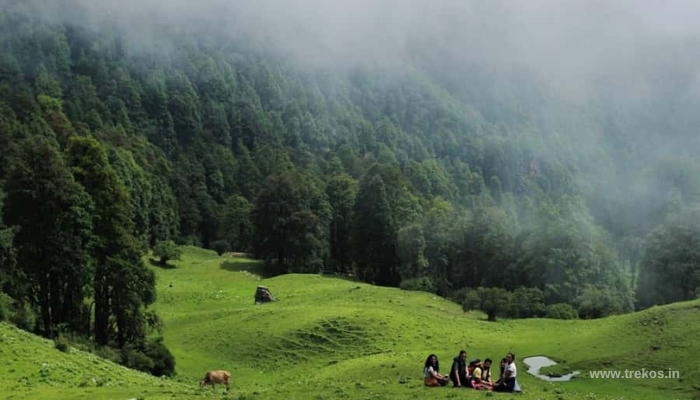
(2, 0), (700, 374)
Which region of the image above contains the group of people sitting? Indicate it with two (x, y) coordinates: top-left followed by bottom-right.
(423, 350), (520, 392)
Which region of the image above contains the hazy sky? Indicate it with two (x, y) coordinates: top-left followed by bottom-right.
(22, 0), (700, 100)
(47, 0), (700, 61)
(36, 0), (692, 90)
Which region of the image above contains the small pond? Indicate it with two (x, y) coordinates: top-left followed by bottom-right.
(523, 356), (580, 382)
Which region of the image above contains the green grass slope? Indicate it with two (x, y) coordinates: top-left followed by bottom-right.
(0, 322), (194, 400)
(2, 246), (699, 400)
(154, 247), (700, 400)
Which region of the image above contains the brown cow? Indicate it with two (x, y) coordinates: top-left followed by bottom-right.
(199, 370), (232, 392)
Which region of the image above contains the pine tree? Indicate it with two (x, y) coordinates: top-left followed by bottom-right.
(5, 136), (94, 336)
(326, 174), (358, 273)
(254, 172), (330, 273)
(351, 174), (398, 286)
(220, 195), (253, 252)
(637, 207), (700, 308)
(0, 189), (16, 298)
(66, 136), (154, 346)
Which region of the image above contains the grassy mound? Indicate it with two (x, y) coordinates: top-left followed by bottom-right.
(1, 246), (698, 400)
(153, 247), (699, 400)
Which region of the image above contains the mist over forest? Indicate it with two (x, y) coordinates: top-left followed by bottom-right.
(2, 0), (700, 375)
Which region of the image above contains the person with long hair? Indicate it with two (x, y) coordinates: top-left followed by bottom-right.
(424, 354), (450, 387)
(494, 352), (517, 392)
(493, 357), (507, 387)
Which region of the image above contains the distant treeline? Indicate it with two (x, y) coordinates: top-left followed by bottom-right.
(1, 1), (700, 361)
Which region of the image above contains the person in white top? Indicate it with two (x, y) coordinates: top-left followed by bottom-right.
(423, 354), (450, 387)
(494, 352), (517, 392)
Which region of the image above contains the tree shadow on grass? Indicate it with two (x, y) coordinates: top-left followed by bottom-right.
(317, 272), (359, 283)
(220, 259), (275, 278)
(220, 260), (361, 282)
(148, 258), (177, 269)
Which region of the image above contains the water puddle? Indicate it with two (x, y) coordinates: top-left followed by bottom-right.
(523, 356), (580, 382)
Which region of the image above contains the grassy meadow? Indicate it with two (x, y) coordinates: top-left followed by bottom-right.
(2, 246), (699, 400)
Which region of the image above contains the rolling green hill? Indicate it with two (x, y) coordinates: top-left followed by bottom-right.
(2, 246), (699, 400)
(0, 322), (193, 400)
(156, 247), (700, 400)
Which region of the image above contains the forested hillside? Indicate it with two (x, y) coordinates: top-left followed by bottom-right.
(1, 0), (700, 371)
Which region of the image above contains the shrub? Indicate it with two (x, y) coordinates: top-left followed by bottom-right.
(54, 336), (70, 353)
(11, 301), (37, 331)
(144, 309), (164, 335)
(459, 289), (481, 311)
(0, 292), (13, 321)
(399, 277), (436, 293)
(450, 287), (471, 304)
(508, 287), (546, 318)
(461, 287), (512, 321)
(153, 240), (182, 265)
(211, 240), (230, 256)
(95, 346), (122, 364)
(575, 286), (629, 319)
(144, 338), (176, 377)
(545, 303), (578, 320)
(112, 340), (175, 377)
(59, 332), (93, 352)
(121, 346), (154, 373)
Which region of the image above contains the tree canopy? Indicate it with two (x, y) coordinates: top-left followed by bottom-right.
(0, 0), (698, 351)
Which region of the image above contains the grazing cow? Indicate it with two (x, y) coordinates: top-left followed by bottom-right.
(199, 370), (231, 392)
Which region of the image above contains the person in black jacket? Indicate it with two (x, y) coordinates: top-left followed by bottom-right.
(450, 350), (468, 387)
